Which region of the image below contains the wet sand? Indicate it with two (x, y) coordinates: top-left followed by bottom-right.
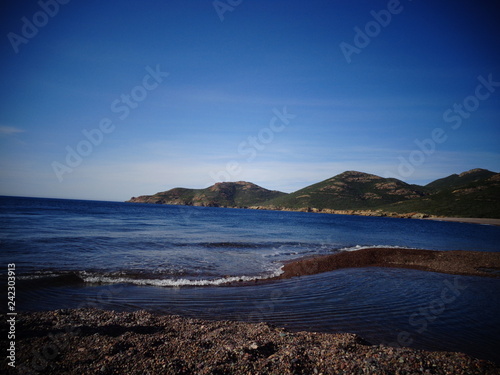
(6, 308), (499, 375)
(270, 247), (500, 280)
(425, 217), (500, 226)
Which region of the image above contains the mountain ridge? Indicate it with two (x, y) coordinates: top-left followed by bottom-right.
(127, 168), (500, 219)
(261, 170), (429, 211)
(128, 181), (286, 208)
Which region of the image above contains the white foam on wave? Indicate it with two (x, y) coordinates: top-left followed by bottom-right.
(338, 244), (412, 252)
(17, 272), (60, 280)
(80, 268), (284, 287)
(28, 245), (414, 286)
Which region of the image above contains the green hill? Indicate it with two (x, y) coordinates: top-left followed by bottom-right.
(380, 171), (500, 218)
(425, 168), (496, 191)
(262, 171), (429, 210)
(127, 181), (287, 207)
(127, 169), (500, 218)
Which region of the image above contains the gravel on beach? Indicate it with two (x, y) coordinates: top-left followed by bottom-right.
(271, 248), (500, 281)
(4, 308), (499, 375)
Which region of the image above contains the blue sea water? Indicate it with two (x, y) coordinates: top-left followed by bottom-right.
(1, 196), (500, 363)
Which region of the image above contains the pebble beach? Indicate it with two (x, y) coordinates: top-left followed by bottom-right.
(5, 308), (500, 375)
(5, 247), (500, 374)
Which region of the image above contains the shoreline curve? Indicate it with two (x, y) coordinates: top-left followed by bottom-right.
(9, 308), (499, 374)
(268, 247), (500, 281)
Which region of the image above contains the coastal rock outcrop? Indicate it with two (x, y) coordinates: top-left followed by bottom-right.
(127, 169), (500, 219)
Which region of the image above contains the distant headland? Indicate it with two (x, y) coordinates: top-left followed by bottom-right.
(127, 168), (500, 221)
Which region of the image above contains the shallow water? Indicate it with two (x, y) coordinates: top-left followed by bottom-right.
(2, 196), (499, 285)
(2, 196), (500, 363)
(16, 268), (500, 363)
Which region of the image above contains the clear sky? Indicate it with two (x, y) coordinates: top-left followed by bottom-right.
(1, 0), (499, 201)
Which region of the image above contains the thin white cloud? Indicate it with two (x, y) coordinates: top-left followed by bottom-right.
(1, 145), (497, 202)
(160, 86), (442, 110)
(0, 126), (25, 135)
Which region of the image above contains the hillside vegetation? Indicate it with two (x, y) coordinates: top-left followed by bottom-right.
(263, 171), (429, 210)
(128, 181), (286, 208)
(127, 168), (500, 218)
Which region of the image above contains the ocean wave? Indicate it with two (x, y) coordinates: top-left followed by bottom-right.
(17, 272), (59, 280)
(176, 241), (331, 250)
(17, 272), (85, 288)
(15, 245), (414, 289)
(338, 244), (413, 252)
(80, 268), (284, 287)
(199, 242), (267, 249)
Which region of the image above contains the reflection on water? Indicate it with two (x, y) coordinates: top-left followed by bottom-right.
(18, 267), (500, 364)
(4, 197), (500, 364)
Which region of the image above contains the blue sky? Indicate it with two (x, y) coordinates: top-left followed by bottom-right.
(1, 0), (499, 201)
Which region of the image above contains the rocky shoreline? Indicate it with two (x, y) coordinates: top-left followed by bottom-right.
(5, 308), (499, 375)
(129, 198), (500, 226)
(247, 205), (438, 219)
(269, 247), (500, 281)
(248, 206), (500, 225)
(5, 249), (500, 374)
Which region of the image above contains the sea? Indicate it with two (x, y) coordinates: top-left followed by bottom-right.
(1, 196), (500, 363)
